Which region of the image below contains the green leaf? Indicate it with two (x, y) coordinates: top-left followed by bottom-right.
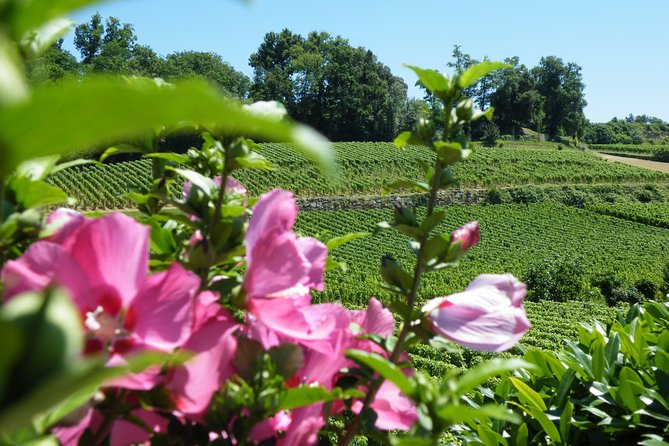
(232, 151), (274, 170)
(390, 437), (431, 446)
(325, 232), (369, 251)
(0, 77), (333, 176)
(616, 366), (645, 411)
(50, 158), (99, 175)
(418, 211), (445, 235)
(170, 168), (216, 197)
(0, 39), (29, 105)
(278, 386), (363, 412)
(383, 180), (430, 194)
(456, 359), (533, 396)
(554, 369), (575, 409)
(20, 18), (73, 59)
(99, 144), (146, 163)
(591, 338), (605, 382)
(269, 343), (304, 379)
(10, 177), (67, 208)
(522, 405), (561, 444)
(405, 65), (451, 99)
(559, 400), (573, 442)
(345, 350), (415, 397)
(0, 320), (24, 403)
(508, 377), (547, 411)
(515, 423), (529, 446)
(457, 61), (510, 89)
(639, 434), (669, 446)
(9, 0), (108, 39)
(0, 350), (171, 435)
(144, 152), (190, 165)
(433, 141), (471, 165)
(149, 221), (176, 255)
(394, 131), (425, 148)
(15, 156), (59, 180)
(437, 403), (520, 425)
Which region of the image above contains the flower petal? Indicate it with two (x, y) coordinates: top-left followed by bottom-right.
(168, 318), (238, 415)
(244, 231), (310, 298)
(294, 237), (327, 292)
(246, 189), (297, 254)
(1, 241), (94, 310)
(129, 263), (199, 351)
(68, 213), (149, 308)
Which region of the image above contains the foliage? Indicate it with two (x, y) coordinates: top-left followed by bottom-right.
(532, 56), (587, 138)
(250, 29), (410, 141)
(523, 257), (588, 303)
(466, 301), (669, 445)
(584, 116), (669, 145)
(481, 122), (500, 147)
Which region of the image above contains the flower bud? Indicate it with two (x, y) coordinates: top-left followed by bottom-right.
(451, 221), (479, 252)
(455, 98), (474, 121)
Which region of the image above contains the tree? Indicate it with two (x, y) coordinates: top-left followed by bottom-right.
(162, 51), (251, 98)
(74, 14), (139, 74)
(249, 30), (408, 141)
(73, 12), (104, 64)
(249, 29), (304, 109)
(532, 56), (587, 138)
(490, 61), (543, 135)
(26, 39), (80, 83)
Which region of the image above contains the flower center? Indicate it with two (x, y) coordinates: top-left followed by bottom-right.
(84, 306), (126, 345)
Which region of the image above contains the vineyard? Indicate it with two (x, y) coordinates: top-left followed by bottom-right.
(48, 142), (669, 210)
(588, 201), (669, 229)
(590, 143), (668, 156)
(296, 202), (669, 306)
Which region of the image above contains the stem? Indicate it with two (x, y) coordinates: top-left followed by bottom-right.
(338, 157), (445, 446)
(211, 168), (230, 235)
(92, 389), (127, 446)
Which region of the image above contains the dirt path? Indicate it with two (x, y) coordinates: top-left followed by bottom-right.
(597, 152), (669, 173)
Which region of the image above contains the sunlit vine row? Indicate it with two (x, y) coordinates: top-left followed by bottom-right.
(587, 201), (669, 229)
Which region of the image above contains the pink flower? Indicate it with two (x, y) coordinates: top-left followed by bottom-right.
(451, 221), (479, 252)
(2, 212), (200, 388)
(243, 189), (327, 301)
(422, 274), (531, 352)
(166, 292), (239, 415)
(53, 407), (167, 446)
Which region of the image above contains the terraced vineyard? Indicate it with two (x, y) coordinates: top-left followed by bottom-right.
(590, 143), (668, 156)
(48, 142), (669, 210)
(588, 201), (669, 228)
(296, 202), (669, 306)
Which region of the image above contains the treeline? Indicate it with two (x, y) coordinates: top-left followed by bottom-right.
(583, 114), (669, 145)
(36, 13), (646, 143)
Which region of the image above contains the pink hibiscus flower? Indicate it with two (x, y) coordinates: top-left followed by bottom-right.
(2, 212), (200, 389)
(422, 273), (531, 352)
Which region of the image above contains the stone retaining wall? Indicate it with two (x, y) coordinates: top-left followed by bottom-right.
(297, 189), (487, 212)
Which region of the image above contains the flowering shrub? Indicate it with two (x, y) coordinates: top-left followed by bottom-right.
(0, 2), (537, 445)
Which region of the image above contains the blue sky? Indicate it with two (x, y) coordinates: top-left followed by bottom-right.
(63, 0), (669, 123)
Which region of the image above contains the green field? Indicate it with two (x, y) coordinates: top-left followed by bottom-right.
(48, 141), (669, 210)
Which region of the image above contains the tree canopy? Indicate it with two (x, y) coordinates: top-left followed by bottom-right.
(249, 29), (411, 141)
